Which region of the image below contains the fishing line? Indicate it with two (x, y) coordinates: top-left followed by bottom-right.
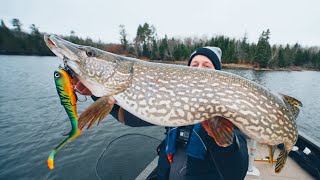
(95, 133), (162, 180)
(145, 174), (157, 180)
(36, 108), (64, 180)
(76, 94), (87, 102)
(35, 108), (63, 148)
(42, 108), (64, 138)
(208, 148), (225, 180)
(94, 133), (225, 180)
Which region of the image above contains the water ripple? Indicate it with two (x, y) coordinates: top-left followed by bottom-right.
(0, 56), (319, 179)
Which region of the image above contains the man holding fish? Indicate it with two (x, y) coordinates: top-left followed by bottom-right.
(73, 47), (249, 180)
(45, 34), (302, 179)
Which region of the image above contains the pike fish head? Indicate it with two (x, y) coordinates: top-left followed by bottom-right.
(44, 34), (124, 97)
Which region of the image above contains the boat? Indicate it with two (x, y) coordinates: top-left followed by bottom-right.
(136, 133), (320, 180)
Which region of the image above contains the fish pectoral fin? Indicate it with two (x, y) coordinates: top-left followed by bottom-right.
(78, 96), (114, 130)
(275, 146), (289, 174)
(202, 116), (234, 147)
(281, 94), (302, 119)
(268, 145), (277, 166)
(118, 107), (125, 124)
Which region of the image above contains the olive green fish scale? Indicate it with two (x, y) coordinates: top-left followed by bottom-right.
(114, 61), (298, 148)
(78, 55), (298, 147)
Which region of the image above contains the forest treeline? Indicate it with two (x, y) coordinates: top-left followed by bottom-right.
(0, 19), (105, 56)
(1, 19), (319, 69)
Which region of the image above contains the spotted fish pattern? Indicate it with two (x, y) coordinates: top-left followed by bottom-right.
(115, 61), (299, 147)
(44, 34), (302, 173)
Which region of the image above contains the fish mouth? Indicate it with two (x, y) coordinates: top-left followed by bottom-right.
(44, 34), (106, 96)
(44, 34), (82, 63)
(44, 34), (84, 76)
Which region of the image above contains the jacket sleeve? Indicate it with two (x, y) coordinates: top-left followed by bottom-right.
(91, 95), (154, 127)
(109, 104), (155, 127)
(205, 128), (249, 180)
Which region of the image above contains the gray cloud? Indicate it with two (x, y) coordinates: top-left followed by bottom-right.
(1, 0), (319, 46)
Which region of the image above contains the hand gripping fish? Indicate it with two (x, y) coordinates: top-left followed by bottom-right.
(47, 69), (82, 170)
(44, 34), (302, 173)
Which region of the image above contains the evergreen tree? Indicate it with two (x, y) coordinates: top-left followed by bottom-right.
(277, 46), (286, 67)
(11, 18), (22, 31)
(294, 48), (304, 66)
(254, 29), (272, 68)
(237, 33), (250, 63)
(30, 24), (40, 35)
(315, 51), (320, 69)
(134, 23), (157, 58)
(151, 39), (159, 59)
(142, 42), (151, 58)
(70, 30), (75, 36)
(283, 44), (293, 66)
(0, 19), (319, 70)
(1, 20), (9, 30)
(159, 35), (168, 60)
(119, 24), (128, 52)
(173, 44), (188, 60)
(224, 40), (237, 63)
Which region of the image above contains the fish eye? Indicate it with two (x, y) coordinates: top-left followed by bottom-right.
(86, 50), (94, 57)
(54, 72), (60, 78)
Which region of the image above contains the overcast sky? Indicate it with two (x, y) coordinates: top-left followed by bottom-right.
(1, 0), (319, 46)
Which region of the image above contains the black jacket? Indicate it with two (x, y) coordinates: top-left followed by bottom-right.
(109, 104), (249, 180)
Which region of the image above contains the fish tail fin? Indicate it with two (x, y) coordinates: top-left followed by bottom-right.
(275, 146), (289, 174)
(78, 96), (114, 130)
(281, 94), (303, 119)
(268, 145), (277, 167)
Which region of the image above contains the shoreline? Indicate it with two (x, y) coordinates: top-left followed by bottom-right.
(222, 63), (320, 71)
(147, 60), (320, 71)
(1, 54), (318, 71)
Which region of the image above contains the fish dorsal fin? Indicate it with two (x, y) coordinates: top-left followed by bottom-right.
(281, 94), (303, 119)
(201, 116), (234, 147)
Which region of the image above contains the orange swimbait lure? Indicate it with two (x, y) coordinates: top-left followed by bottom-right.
(47, 69), (82, 170)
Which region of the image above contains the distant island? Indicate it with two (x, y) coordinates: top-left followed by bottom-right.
(1, 19), (319, 70)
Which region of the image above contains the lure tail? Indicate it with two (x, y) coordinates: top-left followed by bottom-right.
(47, 69), (82, 170)
(47, 129), (81, 169)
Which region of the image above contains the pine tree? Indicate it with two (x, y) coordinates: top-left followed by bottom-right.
(119, 24), (128, 52)
(11, 18), (22, 31)
(254, 29), (272, 68)
(294, 48), (304, 66)
(159, 35), (168, 60)
(277, 46), (286, 67)
(237, 33), (250, 63)
(151, 39), (159, 59)
(142, 42), (151, 58)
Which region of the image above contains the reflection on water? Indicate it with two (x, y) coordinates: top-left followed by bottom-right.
(226, 69), (268, 86)
(251, 70), (267, 85)
(0, 55), (319, 179)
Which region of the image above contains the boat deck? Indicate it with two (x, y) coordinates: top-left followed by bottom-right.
(245, 142), (314, 180)
(137, 141), (315, 180)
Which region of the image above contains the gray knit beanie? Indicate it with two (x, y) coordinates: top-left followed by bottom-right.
(188, 46), (222, 70)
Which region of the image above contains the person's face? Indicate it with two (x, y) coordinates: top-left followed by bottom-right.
(190, 55), (216, 70)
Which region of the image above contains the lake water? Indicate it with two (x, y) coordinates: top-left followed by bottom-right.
(0, 55), (319, 180)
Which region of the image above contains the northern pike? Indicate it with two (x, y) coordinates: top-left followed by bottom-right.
(47, 69), (82, 170)
(44, 34), (302, 173)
